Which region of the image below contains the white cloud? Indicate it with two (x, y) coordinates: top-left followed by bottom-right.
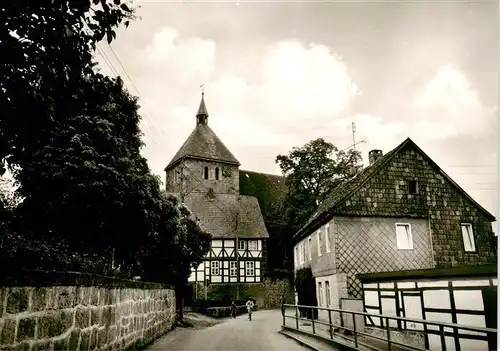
(125, 32), (362, 175)
(138, 27), (216, 88)
(261, 41), (359, 118)
(410, 64), (496, 139)
(98, 27), (497, 218)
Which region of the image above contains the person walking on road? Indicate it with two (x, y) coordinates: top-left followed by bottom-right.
(246, 297), (255, 320)
(230, 301), (237, 319)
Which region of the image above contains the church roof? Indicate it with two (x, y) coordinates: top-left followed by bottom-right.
(165, 94), (240, 170)
(167, 192), (269, 238)
(239, 170), (287, 219)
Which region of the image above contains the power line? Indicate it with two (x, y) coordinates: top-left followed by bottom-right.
(453, 173), (497, 175)
(447, 165), (496, 167)
(83, 21), (165, 148)
(97, 45), (163, 147)
(105, 44), (165, 143)
(96, 46), (120, 77)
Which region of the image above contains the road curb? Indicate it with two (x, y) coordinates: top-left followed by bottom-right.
(279, 330), (321, 351)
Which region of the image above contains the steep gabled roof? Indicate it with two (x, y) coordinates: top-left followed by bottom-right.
(165, 123), (240, 170)
(165, 94), (240, 170)
(294, 137), (496, 240)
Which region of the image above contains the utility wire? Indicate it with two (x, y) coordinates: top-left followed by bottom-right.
(447, 165), (496, 167)
(83, 21), (164, 148)
(105, 43), (165, 142)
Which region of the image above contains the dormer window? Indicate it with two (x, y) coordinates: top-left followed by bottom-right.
(204, 167), (209, 180)
(407, 180), (418, 194)
(215, 167), (220, 180)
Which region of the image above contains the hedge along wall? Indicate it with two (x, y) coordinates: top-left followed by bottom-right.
(0, 270), (176, 351)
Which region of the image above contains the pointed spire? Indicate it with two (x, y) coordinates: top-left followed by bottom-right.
(197, 85), (208, 125)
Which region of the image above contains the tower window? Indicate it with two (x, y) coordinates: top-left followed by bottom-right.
(407, 180), (418, 194)
(215, 167), (220, 180)
(204, 166), (209, 180)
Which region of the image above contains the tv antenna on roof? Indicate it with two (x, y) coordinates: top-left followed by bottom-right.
(340, 122), (366, 153)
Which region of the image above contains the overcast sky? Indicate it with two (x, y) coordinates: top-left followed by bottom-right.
(96, 0), (499, 220)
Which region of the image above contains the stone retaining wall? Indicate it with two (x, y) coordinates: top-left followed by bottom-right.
(262, 278), (294, 308)
(0, 272), (176, 350)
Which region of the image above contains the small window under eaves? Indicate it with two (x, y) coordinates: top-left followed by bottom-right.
(407, 180), (418, 195)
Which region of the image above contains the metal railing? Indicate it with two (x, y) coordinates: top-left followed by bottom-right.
(281, 304), (497, 351)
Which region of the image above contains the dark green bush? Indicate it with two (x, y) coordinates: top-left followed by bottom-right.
(263, 268), (293, 283)
(294, 267), (318, 319)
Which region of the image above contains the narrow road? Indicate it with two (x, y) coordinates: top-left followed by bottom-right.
(146, 309), (310, 351)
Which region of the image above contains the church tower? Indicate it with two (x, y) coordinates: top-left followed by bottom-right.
(164, 92), (241, 197)
(165, 90), (270, 288)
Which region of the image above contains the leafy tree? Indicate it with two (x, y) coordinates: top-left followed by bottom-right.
(139, 195), (211, 285)
(275, 138), (362, 268)
(139, 195), (211, 321)
(276, 138), (362, 229)
(10, 74), (164, 272)
(0, 0), (135, 174)
(0, 2), (213, 300)
(0, 176), (18, 220)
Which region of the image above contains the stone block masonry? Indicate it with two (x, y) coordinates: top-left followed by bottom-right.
(0, 272), (176, 351)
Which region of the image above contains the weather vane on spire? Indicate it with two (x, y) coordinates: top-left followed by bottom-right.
(200, 84), (205, 97)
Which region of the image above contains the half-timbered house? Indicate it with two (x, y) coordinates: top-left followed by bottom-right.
(164, 93), (269, 285)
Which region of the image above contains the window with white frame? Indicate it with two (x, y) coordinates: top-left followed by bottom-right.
(248, 240), (258, 251)
(317, 230), (322, 256)
(230, 261), (237, 276)
(325, 224), (331, 253)
(298, 242), (303, 264)
(305, 239), (309, 261)
(318, 282), (323, 306)
(395, 223), (413, 250)
(245, 261), (255, 276)
(295, 246), (299, 267)
(308, 236), (312, 260)
(461, 223), (476, 252)
(238, 240), (246, 250)
(211, 261), (220, 275)
(300, 241), (306, 263)
(325, 281), (330, 307)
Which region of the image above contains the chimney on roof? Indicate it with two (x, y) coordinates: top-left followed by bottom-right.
(368, 149), (383, 165)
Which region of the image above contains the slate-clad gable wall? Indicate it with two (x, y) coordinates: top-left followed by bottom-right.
(334, 145), (497, 268)
(165, 159), (239, 195)
(334, 216), (433, 297)
(295, 217), (433, 298)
